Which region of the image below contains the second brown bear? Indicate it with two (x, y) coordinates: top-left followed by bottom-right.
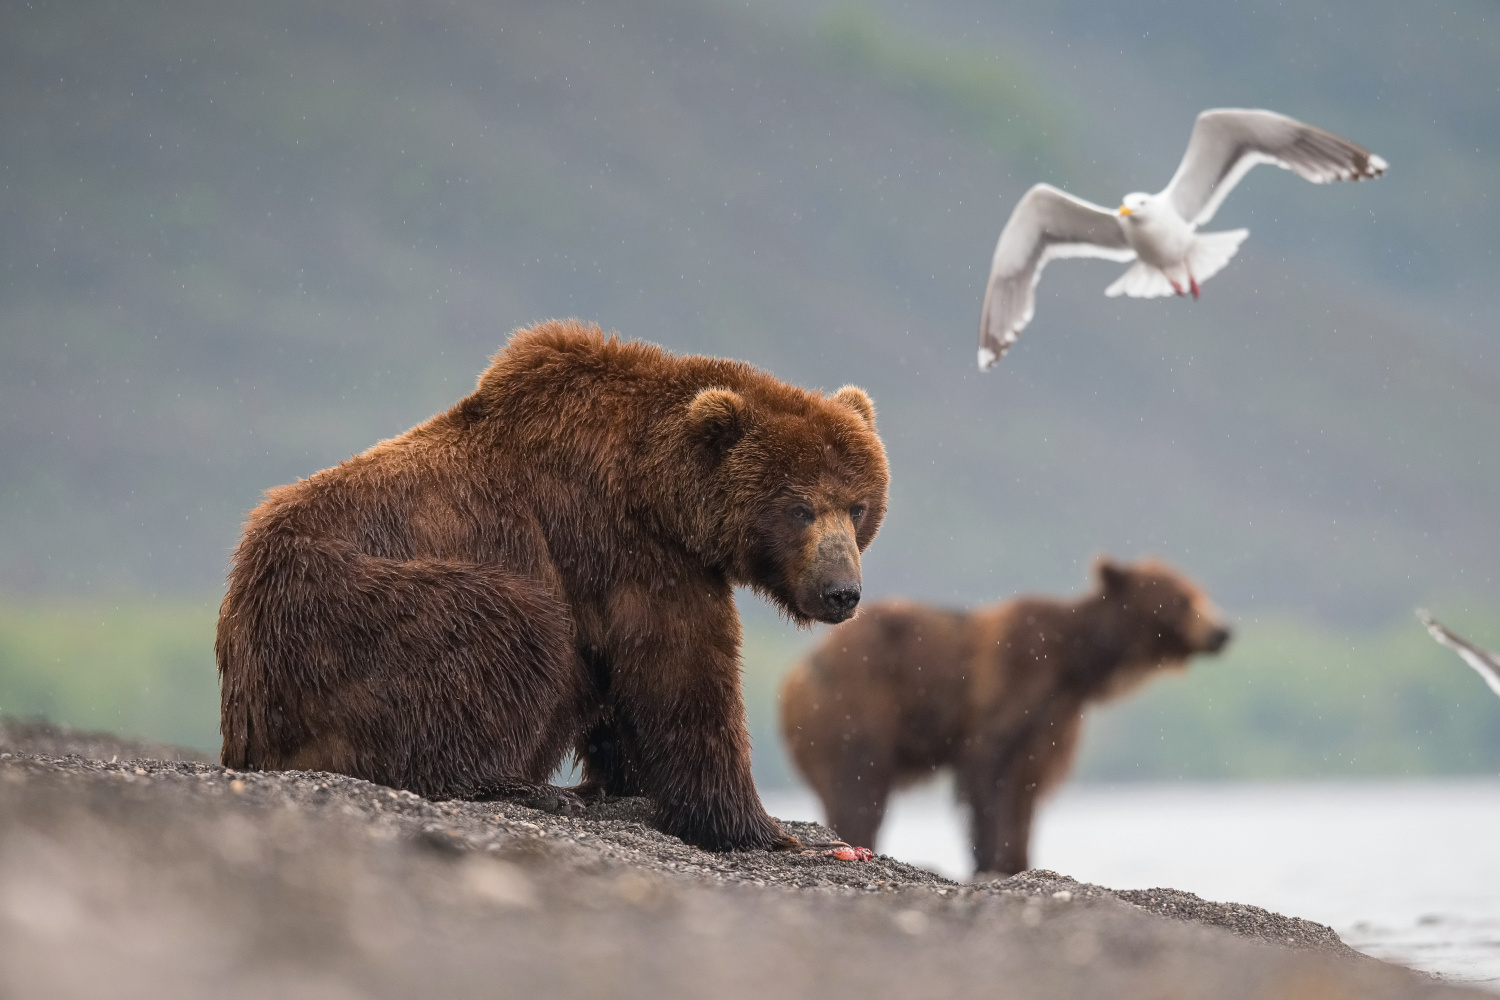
(779, 559), (1230, 875)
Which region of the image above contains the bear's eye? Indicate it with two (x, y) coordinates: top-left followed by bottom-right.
(849, 503), (866, 523)
(789, 503), (815, 526)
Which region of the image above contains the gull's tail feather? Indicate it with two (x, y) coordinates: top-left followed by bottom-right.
(1104, 262), (1177, 299)
(1104, 228), (1250, 299)
(1187, 228), (1250, 283)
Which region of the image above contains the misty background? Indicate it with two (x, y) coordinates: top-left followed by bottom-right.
(2, 0), (1497, 786)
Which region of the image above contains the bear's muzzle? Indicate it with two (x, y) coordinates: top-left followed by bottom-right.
(802, 522), (862, 623)
(1203, 624), (1232, 653)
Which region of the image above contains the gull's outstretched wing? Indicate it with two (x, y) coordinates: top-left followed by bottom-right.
(1417, 609), (1500, 699)
(978, 183), (1134, 370)
(1164, 109), (1387, 227)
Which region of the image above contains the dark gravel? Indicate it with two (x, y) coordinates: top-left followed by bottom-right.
(0, 720), (1476, 999)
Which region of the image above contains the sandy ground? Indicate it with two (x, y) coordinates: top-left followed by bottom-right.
(0, 720), (1481, 999)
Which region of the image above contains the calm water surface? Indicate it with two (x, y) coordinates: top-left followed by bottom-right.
(764, 780), (1500, 989)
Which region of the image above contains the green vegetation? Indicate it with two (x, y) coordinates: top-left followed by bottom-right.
(1073, 605), (1500, 781)
(0, 597), (221, 753)
(8, 595), (1497, 785)
(740, 607), (819, 789)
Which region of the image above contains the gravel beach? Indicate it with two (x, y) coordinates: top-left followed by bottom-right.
(0, 721), (1480, 999)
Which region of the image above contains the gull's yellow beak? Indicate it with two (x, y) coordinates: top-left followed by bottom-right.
(1117, 205), (1133, 217)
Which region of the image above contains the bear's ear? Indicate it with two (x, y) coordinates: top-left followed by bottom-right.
(687, 387), (751, 457)
(1094, 557), (1130, 594)
(832, 385), (876, 428)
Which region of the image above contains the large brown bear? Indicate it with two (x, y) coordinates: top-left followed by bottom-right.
(218, 319), (888, 852)
(779, 559), (1230, 874)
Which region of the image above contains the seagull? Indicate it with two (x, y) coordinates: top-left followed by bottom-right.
(977, 108), (1387, 370)
(1417, 609), (1500, 699)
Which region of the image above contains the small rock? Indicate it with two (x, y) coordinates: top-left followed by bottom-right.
(614, 872), (655, 905)
(893, 909), (928, 936)
(463, 858), (535, 910)
(1064, 930), (1099, 965)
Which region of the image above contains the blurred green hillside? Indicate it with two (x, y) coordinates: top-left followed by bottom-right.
(0, 597), (220, 752)
(4, 595), (1498, 785)
(2, 1), (1498, 781)
(1072, 602), (1500, 781)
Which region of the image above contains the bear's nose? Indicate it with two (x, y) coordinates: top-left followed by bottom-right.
(821, 581), (861, 618)
(1205, 625), (1231, 652)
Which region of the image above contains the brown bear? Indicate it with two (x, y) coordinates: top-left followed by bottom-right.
(779, 558), (1229, 874)
(218, 319), (888, 852)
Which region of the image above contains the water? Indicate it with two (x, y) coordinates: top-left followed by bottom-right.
(763, 779), (1500, 988)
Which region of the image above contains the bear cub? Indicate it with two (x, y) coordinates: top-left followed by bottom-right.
(779, 558), (1229, 874)
(218, 319), (888, 852)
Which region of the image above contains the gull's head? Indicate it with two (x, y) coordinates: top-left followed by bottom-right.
(1117, 192), (1151, 218)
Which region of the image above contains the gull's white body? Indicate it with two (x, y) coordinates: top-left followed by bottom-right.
(977, 108), (1387, 370)
(1105, 192), (1248, 300)
(1123, 198), (1195, 268)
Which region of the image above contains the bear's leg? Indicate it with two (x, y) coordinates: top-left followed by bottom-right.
(966, 786), (1029, 876)
(569, 644), (646, 800)
(822, 737), (895, 850)
(574, 713), (646, 799)
(220, 544), (589, 805)
(975, 710), (1088, 867)
(603, 581), (795, 852)
(974, 709), (1088, 874)
(959, 741), (1033, 876)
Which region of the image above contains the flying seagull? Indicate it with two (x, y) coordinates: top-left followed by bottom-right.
(977, 108), (1387, 370)
(1417, 609), (1500, 699)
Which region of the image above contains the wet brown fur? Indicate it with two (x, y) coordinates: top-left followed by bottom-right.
(218, 319), (888, 851)
(779, 559), (1229, 873)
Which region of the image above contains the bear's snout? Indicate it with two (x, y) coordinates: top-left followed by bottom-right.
(800, 519), (862, 623)
(1203, 624), (1232, 653)
(820, 579), (862, 618)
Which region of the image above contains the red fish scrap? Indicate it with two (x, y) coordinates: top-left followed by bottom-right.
(821, 846), (875, 862)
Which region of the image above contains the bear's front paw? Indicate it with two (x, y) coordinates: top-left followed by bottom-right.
(468, 778), (586, 815)
(516, 783), (586, 815)
(567, 780), (611, 804)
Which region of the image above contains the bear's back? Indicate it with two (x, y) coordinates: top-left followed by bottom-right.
(240, 415), (506, 567)
(795, 601), (975, 772)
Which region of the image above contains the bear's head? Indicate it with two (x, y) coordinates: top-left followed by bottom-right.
(1094, 557), (1231, 686)
(687, 383), (888, 625)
